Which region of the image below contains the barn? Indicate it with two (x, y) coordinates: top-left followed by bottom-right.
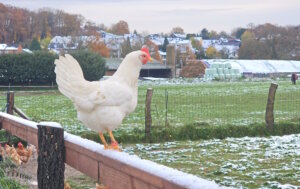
(105, 58), (172, 78)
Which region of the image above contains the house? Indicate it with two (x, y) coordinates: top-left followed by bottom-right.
(0, 44), (21, 54)
(49, 31), (145, 58)
(196, 38), (241, 58)
(148, 34), (192, 53)
(48, 36), (79, 53)
(101, 31), (144, 58)
(0, 44), (31, 54)
(99, 30), (124, 58)
(48, 36), (96, 53)
(170, 33), (187, 39)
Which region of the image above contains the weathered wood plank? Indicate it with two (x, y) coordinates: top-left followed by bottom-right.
(99, 163), (133, 189)
(133, 178), (151, 189)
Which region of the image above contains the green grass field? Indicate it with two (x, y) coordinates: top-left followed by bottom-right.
(2, 79), (299, 135)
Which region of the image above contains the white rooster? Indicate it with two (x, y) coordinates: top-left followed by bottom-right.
(54, 47), (153, 151)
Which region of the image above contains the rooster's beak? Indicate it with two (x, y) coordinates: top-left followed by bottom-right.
(148, 57), (153, 62)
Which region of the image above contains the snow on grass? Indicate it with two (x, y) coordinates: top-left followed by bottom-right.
(123, 134), (300, 189)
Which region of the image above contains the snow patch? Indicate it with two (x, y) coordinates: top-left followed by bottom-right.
(0, 112), (37, 129)
(38, 121), (62, 128)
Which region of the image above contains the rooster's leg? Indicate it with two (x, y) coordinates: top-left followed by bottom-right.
(107, 129), (121, 151)
(99, 132), (109, 149)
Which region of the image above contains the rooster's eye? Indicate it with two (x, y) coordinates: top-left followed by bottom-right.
(142, 55), (146, 57)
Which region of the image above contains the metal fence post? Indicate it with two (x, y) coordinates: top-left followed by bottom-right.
(37, 122), (65, 189)
(165, 89), (169, 127)
(265, 83), (278, 130)
(145, 88), (153, 141)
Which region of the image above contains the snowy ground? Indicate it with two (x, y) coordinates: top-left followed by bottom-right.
(123, 134), (300, 189)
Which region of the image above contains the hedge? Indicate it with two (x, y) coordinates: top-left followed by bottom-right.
(0, 50), (106, 85)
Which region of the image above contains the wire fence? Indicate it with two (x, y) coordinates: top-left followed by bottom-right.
(0, 94), (7, 112)
(0, 82), (299, 133)
(149, 88), (300, 127)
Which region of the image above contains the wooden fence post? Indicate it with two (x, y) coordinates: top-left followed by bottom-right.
(37, 122), (65, 189)
(265, 83), (278, 130)
(5, 91), (14, 142)
(145, 88), (153, 141)
(6, 91), (14, 114)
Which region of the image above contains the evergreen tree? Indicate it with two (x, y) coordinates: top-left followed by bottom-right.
(235, 28), (247, 39)
(121, 37), (132, 57)
(186, 33), (196, 39)
(201, 28), (209, 39)
(161, 37), (169, 52)
(29, 38), (41, 51)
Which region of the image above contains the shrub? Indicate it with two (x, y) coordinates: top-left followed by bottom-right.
(0, 52), (57, 85)
(69, 50), (107, 81)
(0, 50), (106, 85)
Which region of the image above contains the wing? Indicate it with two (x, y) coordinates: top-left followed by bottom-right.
(97, 80), (135, 107)
(54, 54), (105, 111)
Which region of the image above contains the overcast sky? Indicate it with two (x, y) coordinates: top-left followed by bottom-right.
(1, 0), (300, 34)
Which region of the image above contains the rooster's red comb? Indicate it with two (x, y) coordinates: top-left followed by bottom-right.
(141, 46), (150, 56)
(18, 142), (23, 147)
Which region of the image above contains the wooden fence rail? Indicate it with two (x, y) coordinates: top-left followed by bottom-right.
(0, 112), (228, 189)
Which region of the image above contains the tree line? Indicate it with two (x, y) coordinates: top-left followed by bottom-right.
(187, 24), (300, 60)
(0, 3), (130, 45)
(0, 4), (82, 44)
(1, 3), (300, 60)
(237, 24), (300, 60)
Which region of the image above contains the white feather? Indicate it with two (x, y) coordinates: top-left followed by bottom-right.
(54, 51), (144, 132)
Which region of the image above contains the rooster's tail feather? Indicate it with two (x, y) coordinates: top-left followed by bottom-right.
(54, 54), (87, 100)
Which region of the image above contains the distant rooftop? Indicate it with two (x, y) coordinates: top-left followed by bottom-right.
(0, 44), (7, 50)
(105, 58), (170, 70)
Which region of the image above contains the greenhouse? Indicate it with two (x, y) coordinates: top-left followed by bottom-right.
(203, 59), (300, 79)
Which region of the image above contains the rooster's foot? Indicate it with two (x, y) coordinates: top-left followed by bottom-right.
(103, 144), (109, 150)
(108, 142), (122, 152)
(96, 183), (109, 189)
